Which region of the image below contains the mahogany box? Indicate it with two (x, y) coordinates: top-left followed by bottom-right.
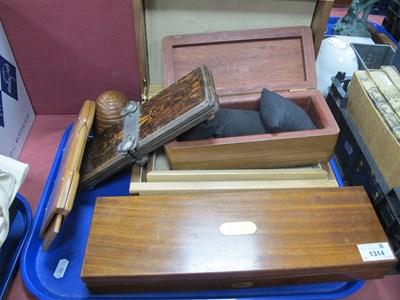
(162, 26), (339, 170)
(81, 187), (397, 294)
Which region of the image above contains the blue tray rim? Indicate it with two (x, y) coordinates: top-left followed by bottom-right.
(1, 193), (32, 299)
(19, 124), (365, 299)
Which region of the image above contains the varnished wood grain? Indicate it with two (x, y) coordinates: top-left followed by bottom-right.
(79, 65), (219, 190)
(81, 187), (397, 293)
(94, 90), (129, 135)
(138, 66), (213, 145)
(79, 120), (133, 191)
(163, 26), (317, 95)
(133, 1), (333, 90)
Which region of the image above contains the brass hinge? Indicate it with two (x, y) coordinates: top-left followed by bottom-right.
(289, 88), (308, 92)
(141, 78), (149, 102)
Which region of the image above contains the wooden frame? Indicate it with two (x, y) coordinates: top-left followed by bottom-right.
(132, 0), (149, 100)
(129, 148), (338, 195)
(311, 0), (334, 56)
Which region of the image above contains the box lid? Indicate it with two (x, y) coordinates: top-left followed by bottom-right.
(163, 26), (317, 98)
(79, 65), (219, 191)
(81, 187), (397, 291)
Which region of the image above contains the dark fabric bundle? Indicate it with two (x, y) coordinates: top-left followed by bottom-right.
(214, 109), (267, 138)
(178, 108), (267, 141)
(177, 116), (218, 141)
(178, 88), (316, 141)
(259, 88), (316, 132)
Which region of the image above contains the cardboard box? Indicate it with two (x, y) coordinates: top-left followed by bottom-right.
(162, 26), (339, 170)
(347, 69), (400, 189)
(0, 20), (35, 159)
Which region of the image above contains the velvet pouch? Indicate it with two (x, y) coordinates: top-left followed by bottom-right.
(259, 88), (316, 132)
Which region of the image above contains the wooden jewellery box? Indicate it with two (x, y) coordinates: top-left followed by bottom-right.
(162, 26), (339, 170)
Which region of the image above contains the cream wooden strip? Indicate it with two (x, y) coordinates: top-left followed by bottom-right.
(152, 148), (170, 170)
(151, 148), (324, 172)
(130, 179), (338, 195)
(146, 168), (328, 182)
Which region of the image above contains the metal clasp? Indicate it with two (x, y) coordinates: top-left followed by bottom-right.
(117, 101), (149, 166)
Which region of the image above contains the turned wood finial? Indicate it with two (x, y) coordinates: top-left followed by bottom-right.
(94, 90), (129, 135)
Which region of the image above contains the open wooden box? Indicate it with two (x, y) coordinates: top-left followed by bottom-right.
(162, 26), (339, 170)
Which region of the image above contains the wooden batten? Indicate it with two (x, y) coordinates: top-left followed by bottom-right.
(129, 149), (339, 195)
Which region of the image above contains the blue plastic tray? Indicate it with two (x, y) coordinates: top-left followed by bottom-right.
(0, 193), (32, 299)
(20, 124), (364, 299)
(327, 17), (397, 44)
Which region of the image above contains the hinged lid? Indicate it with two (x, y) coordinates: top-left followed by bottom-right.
(79, 65), (219, 191)
(163, 26), (317, 97)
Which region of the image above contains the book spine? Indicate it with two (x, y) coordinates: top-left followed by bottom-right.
(381, 66), (400, 92)
(368, 70), (400, 117)
(357, 70), (400, 142)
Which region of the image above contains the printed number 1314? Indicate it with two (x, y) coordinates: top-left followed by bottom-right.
(369, 250), (386, 257)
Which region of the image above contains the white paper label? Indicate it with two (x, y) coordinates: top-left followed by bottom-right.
(379, 74), (393, 86)
(53, 259), (69, 279)
(357, 243), (395, 262)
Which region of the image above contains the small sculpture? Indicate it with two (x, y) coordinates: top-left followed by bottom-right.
(94, 90), (129, 135)
(332, 0), (378, 37)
